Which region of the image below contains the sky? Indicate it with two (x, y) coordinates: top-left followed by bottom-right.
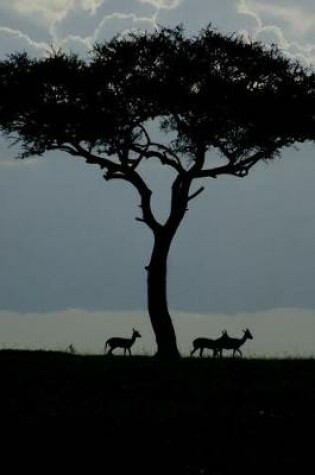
(1, 0), (315, 357)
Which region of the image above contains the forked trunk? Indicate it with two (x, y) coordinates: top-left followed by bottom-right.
(147, 231), (180, 359)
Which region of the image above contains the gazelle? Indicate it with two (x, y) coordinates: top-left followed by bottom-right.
(190, 330), (229, 357)
(104, 328), (142, 356)
(67, 343), (76, 355)
(220, 329), (253, 357)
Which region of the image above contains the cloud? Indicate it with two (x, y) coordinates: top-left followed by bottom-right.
(137, 0), (181, 8)
(156, 0), (258, 37)
(0, 0), (104, 23)
(79, 0), (103, 14)
(0, 1), (104, 48)
(46, 0), (158, 51)
(1, 0), (72, 26)
(93, 12), (157, 42)
(2, 0), (313, 65)
(180, 308), (315, 358)
(155, 0), (314, 64)
(0, 26), (48, 58)
(0, 308), (314, 357)
(0, 310), (154, 355)
(238, 0), (315, 64)
(246, 1), (315, 35)
(55, 11), (157, 53)
(57, 34), (93, 55)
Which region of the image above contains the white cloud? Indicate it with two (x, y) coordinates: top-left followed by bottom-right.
(0, 26), (48, 58)
(1, 0), (103, 23)
(0, 308), (314, 357)
(0, 0), (104, 43)
(137, 0), (181, 9)
(237, 0), (261, 29)
(93, 12), (157, 42)
(55, 33), (93, 55)
(1, 1), (156, 52)
(177, 309), (315, 358)
(237, 0), (315, 65)
(1, 0), (72, 25)
(247, 1), (315, 35)
(79, 0), (103, 14)
(0, 310), (154, 354)
(255, 26), (315, 65)
(2, 0), (313, 64)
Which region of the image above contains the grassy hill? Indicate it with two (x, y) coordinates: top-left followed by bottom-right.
(0, 350), (314, 473)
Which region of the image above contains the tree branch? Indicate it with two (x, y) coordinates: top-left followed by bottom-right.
(188, 186), (205, 201)
(131, 145), (183, 174)
(52, 142), (122, 174)
(135, 217), (146, 224)
(186, 143), (207, 180)
(138, 124), (151, 148)
(150, 143), (184, 170)
(52, 140), (161, 232)
(126, 170), (162, 232)
(196, 147), (280, 179)
(104, 167), (161, 232)
(165, 173), (192, 232)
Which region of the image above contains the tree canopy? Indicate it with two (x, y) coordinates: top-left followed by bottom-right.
(1, 26), (314, 172)
(0, 25), (314, 357)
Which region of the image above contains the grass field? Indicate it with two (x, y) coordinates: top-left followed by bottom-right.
(0, 350), (314, 473)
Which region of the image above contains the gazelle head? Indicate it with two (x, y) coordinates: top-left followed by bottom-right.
(243, 329), (253, 340)
(132, 328), (142, 339)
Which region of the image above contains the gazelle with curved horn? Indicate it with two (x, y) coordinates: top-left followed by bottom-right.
(104, 329), (142, 356)
(220, 329), (253, 357)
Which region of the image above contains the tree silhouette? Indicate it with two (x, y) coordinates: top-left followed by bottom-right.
(0, 26), (314, 358)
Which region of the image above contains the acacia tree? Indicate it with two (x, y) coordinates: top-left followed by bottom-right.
(0, 26), (314, 358)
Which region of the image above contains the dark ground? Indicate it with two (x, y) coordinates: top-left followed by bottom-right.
(0, 350), (313, 473)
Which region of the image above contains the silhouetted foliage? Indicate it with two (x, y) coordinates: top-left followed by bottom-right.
(0, 26), (314, 358)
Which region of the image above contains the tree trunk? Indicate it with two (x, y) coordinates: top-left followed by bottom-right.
(147, 230), (180, 359)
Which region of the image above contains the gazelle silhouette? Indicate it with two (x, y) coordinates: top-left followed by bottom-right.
(67, 344), (76, 355)
(220, 329), (253, 357)
(190, 330), (228, 357)
(104, 329), (141, 356)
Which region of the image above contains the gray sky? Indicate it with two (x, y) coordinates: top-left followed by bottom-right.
(0, 1), (315, 356)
